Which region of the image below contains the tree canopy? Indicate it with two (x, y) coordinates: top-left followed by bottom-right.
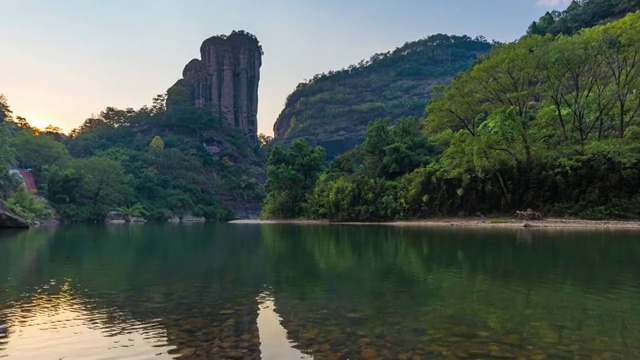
(262, 139), (326, 219)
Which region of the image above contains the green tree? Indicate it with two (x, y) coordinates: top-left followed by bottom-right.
(68, 157), (132, 220)
(360, 117), (437, 179)
(0, 123), (17, 198)
(262, 139), (326, 219)
(0, 94), (12, 123)
(12, 132), (71, 172)
(258, 133), (273, 148)
(594, 16), (640, 138)
(4, 185), (52, 222)
(149, 136), (165, 151)
(40, 165), (83, 206)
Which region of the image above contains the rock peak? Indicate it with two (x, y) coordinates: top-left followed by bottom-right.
(200, 30), (263, 55)
(171, 30), (262, 143)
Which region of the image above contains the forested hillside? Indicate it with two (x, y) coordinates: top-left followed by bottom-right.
(263, 7), (640, 221)
(0, 93), (266, 223)
(528, 0), (640, 36)
(273, 34), (492, 157)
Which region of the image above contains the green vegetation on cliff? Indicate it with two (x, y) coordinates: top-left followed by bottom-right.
(263, 8), (640, 221)
(273, 34), (492, 158)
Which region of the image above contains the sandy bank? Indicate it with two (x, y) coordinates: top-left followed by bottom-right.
(229, 218), (640, 230)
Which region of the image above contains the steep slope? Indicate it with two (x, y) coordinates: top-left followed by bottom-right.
(273, 34), (492, 157)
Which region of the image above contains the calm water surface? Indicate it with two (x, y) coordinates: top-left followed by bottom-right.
(0, 224), (639, 359)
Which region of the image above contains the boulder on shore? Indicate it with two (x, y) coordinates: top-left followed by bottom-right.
(106, 211), (147, 224)
(105, 211), (127, 224)
(0, 202), (29, 228)
(127, 216), (147, 223)
(181, 214), (206, 223)
(515, 209), (543, 221)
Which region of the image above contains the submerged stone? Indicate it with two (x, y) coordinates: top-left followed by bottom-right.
(361, 348), (379, 359)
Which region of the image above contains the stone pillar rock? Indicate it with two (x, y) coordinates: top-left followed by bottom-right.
(168, 31), (262, 143)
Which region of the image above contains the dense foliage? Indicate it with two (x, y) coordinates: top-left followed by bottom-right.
(273, 34), (493, 158)
(528, 0), (640, 36)
(304, 117), (438, 221)
(0, 119), (19, 199)
(0, 93), (266, 223)
(264, 9), (640, 221)
(262, 139), (326, 219)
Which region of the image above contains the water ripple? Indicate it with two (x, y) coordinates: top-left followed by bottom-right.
(0, 291), (174, 360)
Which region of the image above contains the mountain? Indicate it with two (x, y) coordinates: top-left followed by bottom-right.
(272, 34), (492, 157)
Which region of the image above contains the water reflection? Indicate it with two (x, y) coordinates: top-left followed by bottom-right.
(0, 283), (174, 360)
(0, 224), (638, 359)
(0, 224), (267, 359)
(262, 225), (640, 359)
(257, 292), (312, 360)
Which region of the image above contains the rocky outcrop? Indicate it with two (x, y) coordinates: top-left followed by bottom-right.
(0, 202), (29, 228)
(166, 213), (206, 223)
(170, 31), (262, 144)
(515, 209), (543, 221)
(105, 211), (147, 224)
(180, 214), (206, 223)
(128, 216), (147, 223)
(105, 211), (127, 224)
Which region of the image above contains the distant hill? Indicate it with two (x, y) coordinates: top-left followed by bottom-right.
(527, 0), (640, 36)
(272, 34), (493, 158)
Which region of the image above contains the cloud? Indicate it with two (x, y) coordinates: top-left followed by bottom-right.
(536, 0), (571, 7)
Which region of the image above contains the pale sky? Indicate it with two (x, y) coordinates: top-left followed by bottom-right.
(1, 0), (568, 135)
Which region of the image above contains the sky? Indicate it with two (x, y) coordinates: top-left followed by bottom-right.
(1, 0), (570, 135)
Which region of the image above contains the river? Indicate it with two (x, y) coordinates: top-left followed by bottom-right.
(0, 224), (639, 359)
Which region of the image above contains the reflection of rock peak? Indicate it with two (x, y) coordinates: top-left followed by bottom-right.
(171, 31), (262, 144)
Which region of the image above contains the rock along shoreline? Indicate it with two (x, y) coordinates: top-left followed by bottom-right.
(229, 217), (640, 230)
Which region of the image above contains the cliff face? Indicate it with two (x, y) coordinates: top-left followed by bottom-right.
(171, 31), (262, 143)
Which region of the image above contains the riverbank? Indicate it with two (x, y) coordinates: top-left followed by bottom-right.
(229, 217), (640, 230)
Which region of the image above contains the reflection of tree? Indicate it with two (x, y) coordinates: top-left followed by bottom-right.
(262, 225), (640, 359)
(0, 226), (60, 302)
(0, 224), (267, 359)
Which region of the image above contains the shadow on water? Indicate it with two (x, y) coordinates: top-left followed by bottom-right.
(0, 223), (638, 359)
